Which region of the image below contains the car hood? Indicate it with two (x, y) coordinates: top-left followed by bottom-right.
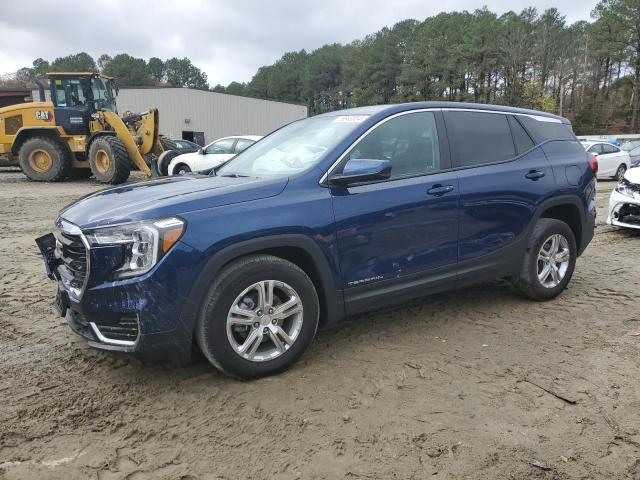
(59, 174), (288, 230)
(624, 168), (640, 185)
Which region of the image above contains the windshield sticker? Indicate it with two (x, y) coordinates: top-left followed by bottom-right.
(333, 115), (369, 123)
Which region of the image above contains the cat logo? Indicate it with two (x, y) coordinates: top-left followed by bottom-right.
(35, 110), (52, 121)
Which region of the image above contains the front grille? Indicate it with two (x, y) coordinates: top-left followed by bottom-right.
(57, 231), (87, 293)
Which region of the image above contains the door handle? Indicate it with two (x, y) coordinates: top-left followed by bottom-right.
(427, 184), (454, 196)
(525, 170), (546, 181)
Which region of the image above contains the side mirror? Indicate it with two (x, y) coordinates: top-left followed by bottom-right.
(591, 152), (599, 156)
(198, 148), (204, 155)
(328, 158), (392, 186)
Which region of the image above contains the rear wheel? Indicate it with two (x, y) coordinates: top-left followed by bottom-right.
(88, 136), (131, 184)
(196, 254), (319, 379)
(18, 136), (71, 182)
(615, 164), (627, 180)
(512, 218), (576, 301)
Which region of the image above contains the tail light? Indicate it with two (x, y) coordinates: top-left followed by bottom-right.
(587, 152), (598, 175)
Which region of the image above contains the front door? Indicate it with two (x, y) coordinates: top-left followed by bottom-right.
(329, 111), (459, 313)
(51, 77), (91, 135)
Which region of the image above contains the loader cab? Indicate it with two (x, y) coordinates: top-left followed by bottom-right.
(48, 72), (117, 135)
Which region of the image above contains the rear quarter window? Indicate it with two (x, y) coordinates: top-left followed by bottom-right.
(518, 116), (576, 143)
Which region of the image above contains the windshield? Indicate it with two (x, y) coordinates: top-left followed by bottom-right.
(91, 77), (117, 112)
(215, 115), (369, 177)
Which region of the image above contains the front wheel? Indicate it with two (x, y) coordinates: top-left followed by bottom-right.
(512, 218), (576, 301)
(196, 255), (319, 379)
(615, 164), (627, 181)
(88, 136), (131, 184)
(174, 164), (192, 175)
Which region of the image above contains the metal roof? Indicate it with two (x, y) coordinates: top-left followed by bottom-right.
(46, 72), (113, 80)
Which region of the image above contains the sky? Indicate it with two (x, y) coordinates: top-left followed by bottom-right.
(0, 0), (598, 87)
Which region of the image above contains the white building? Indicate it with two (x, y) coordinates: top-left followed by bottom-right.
(33, 87), (308, 145)
(117, 88), (307, 145)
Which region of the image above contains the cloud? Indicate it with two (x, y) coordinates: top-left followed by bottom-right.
(0, 0), (596, 86)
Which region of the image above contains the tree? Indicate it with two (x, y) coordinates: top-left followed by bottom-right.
(102, 54), (153, 86)
(592, 0), (640, 129)
(31, 58), (50, 78)
(97, 54), (112, 71)
(148, 57), (165, 83)
(50, 52), (97, 72)
(164, 57), (208, 89)
(225, 81), (246, 96)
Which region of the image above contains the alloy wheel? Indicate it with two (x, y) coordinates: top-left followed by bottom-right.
(537, 234), (570, 288)
(226, 280), (304, 362)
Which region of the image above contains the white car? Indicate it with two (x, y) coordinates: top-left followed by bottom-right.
(607, 167), (640, 230)
(167, 135), (262, 175)
(581, 141), (631, 180)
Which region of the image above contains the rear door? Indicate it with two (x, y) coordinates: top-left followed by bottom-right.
(443, 110), (557, 284)
(330, 110), (459, 313)
(600, 143), (626, 177)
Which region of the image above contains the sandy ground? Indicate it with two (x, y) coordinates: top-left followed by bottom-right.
(0, 168), (639, 480)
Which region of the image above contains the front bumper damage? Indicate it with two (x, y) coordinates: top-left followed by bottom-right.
(607, 189), (640, 230)
(35, 229), (202, 365)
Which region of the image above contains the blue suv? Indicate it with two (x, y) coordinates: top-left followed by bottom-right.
(36, 102), (597, 378)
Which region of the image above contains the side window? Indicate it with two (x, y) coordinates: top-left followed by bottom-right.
(508, 116), (535, 154)
(602, 144), (619, 154)
(444, 111), (515, 167)
(589, 144), (604, 154)
(53, 78), (88, 108)
(234, 138), (254, 153)
(345, 111), (441, 179)
(205, 138), (235, 154)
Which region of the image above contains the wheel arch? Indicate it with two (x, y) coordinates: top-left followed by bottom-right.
(11, 127), (64, 155)
(180, 235), (344, 340)
(534, 195), (586, 255)
(85, 131), (116, 156)
(169, 160), (190, 175)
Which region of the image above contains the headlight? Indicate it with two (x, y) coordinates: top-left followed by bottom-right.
(86, 217), (185, 278)
(615, 178), (640, 199)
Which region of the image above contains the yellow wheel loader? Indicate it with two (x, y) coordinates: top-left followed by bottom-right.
(0, 72), (175, 184)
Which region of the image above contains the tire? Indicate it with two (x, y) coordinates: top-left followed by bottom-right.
(196, 254), (320, 379)
(615, 164), (627, 180)
(174, 164), (191, 175)
(88, 136), (131, 184)
(156, 150), (181, 176)
(18, 136), (71, 182)
(512, 218), (577, 301)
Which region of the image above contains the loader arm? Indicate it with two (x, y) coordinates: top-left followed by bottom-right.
(101, 111), (151, 176)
